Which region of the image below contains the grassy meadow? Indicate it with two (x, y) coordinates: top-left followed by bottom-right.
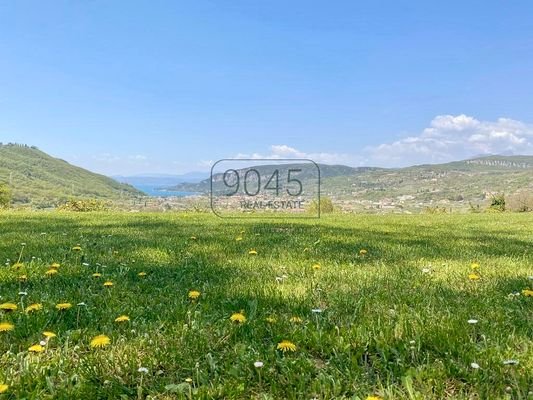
(0, 211), (532, 399)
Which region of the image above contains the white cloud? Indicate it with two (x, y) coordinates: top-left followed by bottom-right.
(366, 114), (533, 166)
(234, 145), (361, 165)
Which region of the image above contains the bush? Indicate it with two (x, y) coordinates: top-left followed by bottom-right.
(58, 199), (110, 212)
(488, 193), (506, 212)
(0, 183), (11, 209)
(308, 196), (334, 214)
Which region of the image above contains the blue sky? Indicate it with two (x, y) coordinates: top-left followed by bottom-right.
(1, 1), (533, 175)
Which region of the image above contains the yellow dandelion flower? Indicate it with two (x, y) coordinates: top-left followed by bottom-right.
(522, 289), (533, 297)
(19, 274), (27, 282)
(0, 384), (8, 393)
(92, 272), (102, 278)
(0, 303), (17, 312)
(28, 344), (45, 353)
(0, 322), (14, 332)
(277, 340), (297, 352)
(468, 273), (480, 281)
(188, 290), (201, 300)
(138, 272), (147, 277)
(55, 303), (72, 311)
(312, 264), (321, 270)
(72, 245), (82, 251)
(26, 303), (43, 313)
(266, 316), (276, 324)
(290, 316), (303, 323)
(471, 262), (480, 270)
(45, 269), (58, 276)
(51, 263), (61, 269)
(230, 312), (246, 323)
(114, 315), (130, 323)
(90, 334), (111, 348)
(248, 249), (258, 255)
(43, 331), (56, 338)
(103, 281), (113, 287)
(359, 249), (368, 256)
(366, 396), (382, 400)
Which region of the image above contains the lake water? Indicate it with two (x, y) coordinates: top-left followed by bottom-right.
(133, 184), (200, 197)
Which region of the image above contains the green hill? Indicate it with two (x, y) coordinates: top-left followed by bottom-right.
(170, 155), (533, 212)
(0, 143), (143, 207)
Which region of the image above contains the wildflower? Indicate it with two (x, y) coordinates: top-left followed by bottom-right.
(265, 316), (276, 324)
(471, 262), (480, 270)
(188, 290), (201, 300)
(138, 272), (147, 277)
(503, 359), (519, 365)
(138, 367), (148, 373)
(90, 335), (111, 348)
(467, 319), (478, 324)
(366, 397), (382, 400)
(290, 316), (303, 323)
(28, 344), (45, 353)
(248, 249), (258, 255)
(13, 262), (24, 269)
(55, 303), (72, 310)
(359, 249), (368, 255)
(0, 384), (8, 393)
(0, 303), (17, 312)
(103, 281), (113, 287)
(43, 331), (56, 338)
(277, 340), (297, 352)
(253, 361), (264, 368)
(115, 315), (130, 323)
(471, 362), (480, 369)
(26, 303), (43, 313)
(522, 289), (533, 297)
(0, 322), (14, 332)
(92, 273), (102, 278)
(230, 312), (246, 323)
(72, 245), (82, 251)
(51, 263), (60, 269)
(45, 269), (58, 276)
(468, 273), (480, 281)
(312, 264), (321, 270)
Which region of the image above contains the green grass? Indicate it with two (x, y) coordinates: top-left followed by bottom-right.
(0, 211), (532, 399)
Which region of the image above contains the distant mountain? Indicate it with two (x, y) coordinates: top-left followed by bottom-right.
(0, 144), (144, 207)
(113, 172), (207, 186)
(168, 155), (533, 211)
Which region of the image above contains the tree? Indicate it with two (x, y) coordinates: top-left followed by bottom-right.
(308, 196), (334, 214)
(0, 183), (12, 209)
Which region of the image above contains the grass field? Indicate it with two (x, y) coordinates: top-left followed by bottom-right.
(0, 211), (532, 399)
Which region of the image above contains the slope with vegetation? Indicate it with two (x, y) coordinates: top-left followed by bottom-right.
(0, 143), (143, 207)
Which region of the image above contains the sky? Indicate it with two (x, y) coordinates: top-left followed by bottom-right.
(1, 1), (533, 175)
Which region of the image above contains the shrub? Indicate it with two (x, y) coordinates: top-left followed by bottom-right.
(488, 193), (506, 212)
(308, 196), (334, 214)
(0, 183), (11, 209)
(58, 199), (110, 212)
